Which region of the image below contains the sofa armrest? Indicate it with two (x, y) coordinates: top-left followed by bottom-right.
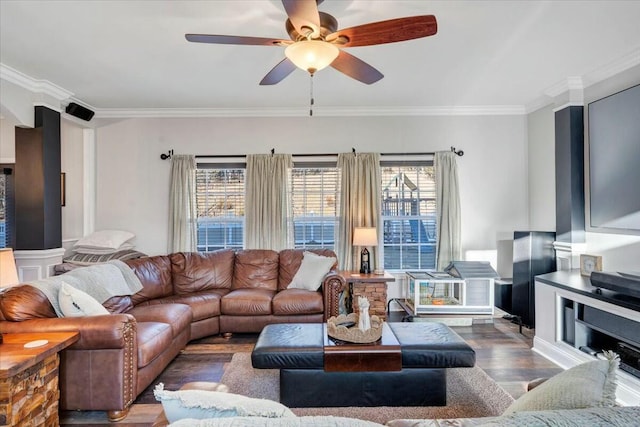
(321, 271), (347, 320)
(0, 314), (136, 350)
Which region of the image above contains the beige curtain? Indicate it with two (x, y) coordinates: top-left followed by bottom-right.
(168, 154), (197, 253)
(245, 154), (293, 250)
(337, 152), (381, 271)
(435, 151), (462, 270)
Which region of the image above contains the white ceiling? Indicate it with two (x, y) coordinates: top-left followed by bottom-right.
(1, 0), (640, 116)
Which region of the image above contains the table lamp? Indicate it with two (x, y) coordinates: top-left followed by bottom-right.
(0, 248), (20, 344)
(353, 227), (378, 274)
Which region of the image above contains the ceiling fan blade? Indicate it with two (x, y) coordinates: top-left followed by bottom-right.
(282, 0), (321, 36)
(330, 50), (383, 85)
(327, 15), (437, 47)
(185, 34), (289, 46)
(259, 58), (297, 85)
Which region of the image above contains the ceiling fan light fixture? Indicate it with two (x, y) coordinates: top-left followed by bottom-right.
(285, 40), (339, 74)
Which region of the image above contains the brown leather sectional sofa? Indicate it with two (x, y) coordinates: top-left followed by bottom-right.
(0, 248), (345, 421)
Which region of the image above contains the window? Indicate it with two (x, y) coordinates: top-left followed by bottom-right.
(381, 163), (436, 270)
(195, 166), (245, 251)
(290, 163), (340, 250)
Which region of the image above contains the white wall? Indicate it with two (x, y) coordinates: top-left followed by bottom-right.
(527, 104), (556, 231)
(61, 119), (86, 249)
(95, 114), (529, 257)
(0, 117), (16, 163)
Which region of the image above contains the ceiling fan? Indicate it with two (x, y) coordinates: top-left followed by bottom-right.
(185, 0), (437, 85)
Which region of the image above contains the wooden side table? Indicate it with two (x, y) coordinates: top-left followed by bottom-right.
(338, 271), (395, 320)
(0, 332), (79, 427)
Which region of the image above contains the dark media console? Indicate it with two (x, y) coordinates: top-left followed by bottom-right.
(590, 271), (640, 299)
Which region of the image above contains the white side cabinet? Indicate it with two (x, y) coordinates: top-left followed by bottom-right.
(533, 270), (640, 406)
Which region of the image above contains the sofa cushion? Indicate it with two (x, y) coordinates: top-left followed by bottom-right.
(232, 250), (279, 291)
(272, 289), (323, 315)
(136, 322), (174, 368)
(287, 251), (336, 291)
(150, 290), (227, 320)
(221, 289), (275, 315)
(127, 303), (192, 339)
(170, 250), (235, 294)
(503, 353), (618, 414)
(0, 285), (57, 321)
(278, 249), (337, 290)
(103, 295), (134, 314)
(126, 255), (174, 305)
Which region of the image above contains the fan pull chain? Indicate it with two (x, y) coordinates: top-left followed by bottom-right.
(309, 73), (314, 117)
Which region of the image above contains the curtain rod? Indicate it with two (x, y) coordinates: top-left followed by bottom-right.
(160, 146), (464, 160)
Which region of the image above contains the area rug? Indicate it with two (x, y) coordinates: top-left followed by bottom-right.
(220, 353), (514, 425)
(135, 352), (232, 404)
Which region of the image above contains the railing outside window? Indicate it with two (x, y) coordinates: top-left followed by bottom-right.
(381, 164), (437, 270)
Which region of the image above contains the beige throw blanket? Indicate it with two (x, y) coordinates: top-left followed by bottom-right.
(28, 260), (143, 317)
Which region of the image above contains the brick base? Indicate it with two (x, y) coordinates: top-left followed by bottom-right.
(352, 282), (388, 320)
(0, 354), (60, 427)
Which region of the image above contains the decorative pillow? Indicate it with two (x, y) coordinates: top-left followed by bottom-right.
(287, 251), (336, 291)
(73, 243), (135, 255)
(503, 352), (619, 414)
(63, 249), (147, 266)
(478, 407), (640, 427)
(168, 416), (386, 427)
(154, 383), (296, 423)
(58, 282), (109, 317)
(73, 230), (135, 250)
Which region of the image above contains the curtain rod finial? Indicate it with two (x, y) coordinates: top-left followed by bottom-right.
(450, 146), (464, 156)
(160, 149), (173, 160)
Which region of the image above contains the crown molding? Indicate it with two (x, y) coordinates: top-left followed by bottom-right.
(0, 63), (73, 101)
(582, 47), (640, 88)
(528, 47), (640, 114)
(4, 47), (638, 119)
(543, 76), (584, 98)
(93, 104), (527, 119)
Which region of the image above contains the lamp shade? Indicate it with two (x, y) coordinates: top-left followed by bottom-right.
(0, 248), (19, 287)
(285, 40), (339, 73)
(353, 227), (378, 247)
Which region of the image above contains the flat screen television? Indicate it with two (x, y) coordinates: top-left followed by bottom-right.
(586, 83), (640, 235)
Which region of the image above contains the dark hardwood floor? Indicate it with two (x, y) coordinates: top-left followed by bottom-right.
(60, 314), (562, 426)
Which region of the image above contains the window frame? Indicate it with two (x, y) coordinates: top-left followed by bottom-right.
(289, 160), (340, 251)
(380, 159), (437, 272)
(195, 161), (246, 252)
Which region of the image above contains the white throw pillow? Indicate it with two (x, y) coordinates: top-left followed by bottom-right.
(58, 282), (109, 317)
(168, 416), (386, 427)
(154, 383), (295, 423)
(503, 352), (619, 414)
(287, 251), (336, 291)
(73, 230), (135, 250)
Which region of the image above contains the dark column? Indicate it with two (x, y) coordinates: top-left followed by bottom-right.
(554, 106), (585, 244)
(14, 106), (62, 250)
